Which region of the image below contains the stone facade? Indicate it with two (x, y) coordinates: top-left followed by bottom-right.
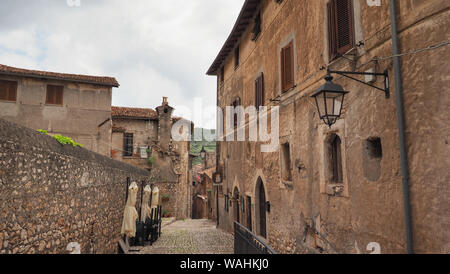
(209, 0), (450, 254)
(0, 64), (118, 157)
(111, 98), (193, 220)
(0, 118), (148, 254)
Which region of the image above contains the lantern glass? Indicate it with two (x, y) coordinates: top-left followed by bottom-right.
(312, 76), (348, 127)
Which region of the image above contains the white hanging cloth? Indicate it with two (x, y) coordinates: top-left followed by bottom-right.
(140, 185), (152, 222)
(121, 182), (139, 237)
(151, 186), (160, 209)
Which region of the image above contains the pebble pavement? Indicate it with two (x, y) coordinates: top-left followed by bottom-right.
(137, 219), (234, 254)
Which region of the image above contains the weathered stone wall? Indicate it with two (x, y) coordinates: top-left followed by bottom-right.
(215, 0), (450, 254)
(0, 118), (149, 254)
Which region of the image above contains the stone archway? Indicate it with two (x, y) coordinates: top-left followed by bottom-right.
(255, 177), (267, 238)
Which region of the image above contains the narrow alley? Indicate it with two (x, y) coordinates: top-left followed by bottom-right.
(137, 219), (234, 254)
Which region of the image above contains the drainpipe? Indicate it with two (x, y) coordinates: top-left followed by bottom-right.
(389, 0), (414, 254)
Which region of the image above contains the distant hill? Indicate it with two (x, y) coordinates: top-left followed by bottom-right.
(190, 128), (216, 165)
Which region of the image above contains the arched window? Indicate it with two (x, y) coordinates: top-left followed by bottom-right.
(330, 134), (343, 184)
(255, 178), (267, 238)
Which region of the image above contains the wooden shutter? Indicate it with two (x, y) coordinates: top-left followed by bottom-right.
(8, 82), (17, 101)
(0, 80), (17, 102)
(328, 0), (354, 59)
(281, 42), (294, 92)
(328, 1), (337, 60)
(46, 85), (64, 105)
(336, 0), (354, 54)
(255, 73), (264, 110)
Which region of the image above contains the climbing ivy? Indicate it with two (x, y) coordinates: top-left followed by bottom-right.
(37, 129), (83, 147)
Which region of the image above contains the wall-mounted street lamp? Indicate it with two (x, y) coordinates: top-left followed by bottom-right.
(200, 145), (207, 159)
(312, 69), (389, 127)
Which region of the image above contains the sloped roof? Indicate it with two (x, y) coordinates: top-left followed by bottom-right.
(206, 0), (260, 75)
(111, 106), (158, 120)
(0, 64), (119, 87)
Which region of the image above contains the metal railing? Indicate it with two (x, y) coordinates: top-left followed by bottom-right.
(234, 221), (277, 254)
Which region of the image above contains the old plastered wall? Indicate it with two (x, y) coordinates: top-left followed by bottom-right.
(0, 118), (149, 254)
(0, 76), (113, 156)
(216, 0), (450, 254)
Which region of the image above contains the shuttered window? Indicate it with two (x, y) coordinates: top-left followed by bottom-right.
(46, 85), (64, 105)
(328, 0), (355, 61)
(0, 80), (18, 102)
(255, 73), (264, 110)
(281, 41), (294, 92)
(232, 97), (241, 128)
(252, 12), (262, 41)
(123, 133), (134, 157)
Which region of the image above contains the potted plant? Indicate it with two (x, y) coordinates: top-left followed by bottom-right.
(162, 195), (170, 202)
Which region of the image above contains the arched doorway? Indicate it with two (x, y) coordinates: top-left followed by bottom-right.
(233, 187), (240, 223)
(255, 178), (266, 238)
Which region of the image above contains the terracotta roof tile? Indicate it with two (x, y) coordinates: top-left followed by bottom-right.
(0, 64), (119, 87)
(111, 106), (158, 119)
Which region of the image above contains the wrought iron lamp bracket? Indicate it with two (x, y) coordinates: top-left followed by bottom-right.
(327, 69), (390, 99)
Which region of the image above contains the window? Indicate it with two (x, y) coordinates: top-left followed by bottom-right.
(255, 73), (265, 110)
(366, 138), (382, 159)
(232, 97), (241, 128)
(363, 137), (382, 181)
(252, 12), (261, 41)
(235, 45), (240, 68)
(330, 134), (343, 184)
(46, 85), (64, 105)
(327, 0), (355, 61)
(123, 133), (134, 157)
(246, 196), (252, 231)
(0, 80), (17, 102)
(281, 142), (292, 181)
(281, 41), (294, 92)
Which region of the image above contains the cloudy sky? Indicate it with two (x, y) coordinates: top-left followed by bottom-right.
(0, 0), (244, 128)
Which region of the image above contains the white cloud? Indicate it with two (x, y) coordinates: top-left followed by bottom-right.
(0, 0), (244, 128)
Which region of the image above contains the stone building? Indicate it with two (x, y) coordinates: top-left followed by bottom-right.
(0, 64), (119, 156)
(207, 0), (449, 253)
(111, 98), (194, 220)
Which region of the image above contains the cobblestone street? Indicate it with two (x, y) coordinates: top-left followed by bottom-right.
(138, 219), (234, 254)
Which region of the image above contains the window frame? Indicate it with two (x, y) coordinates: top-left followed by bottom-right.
(281, 41), (295, 92)
(123, 133), (134, 157)
(330, 134), (343, 184)
(0, 80), (18, 102)
(327, 0), (355, 61)
(255, 73), (265, 111)
(252, 11), (262, 41)
(45, 84), (64, 106)
(281, 142), (292, 182)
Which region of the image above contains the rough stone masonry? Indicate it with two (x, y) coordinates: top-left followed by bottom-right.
(0, 118), (149, 254)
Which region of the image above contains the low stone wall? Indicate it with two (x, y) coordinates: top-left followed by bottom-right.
(0, 119), (149, 254)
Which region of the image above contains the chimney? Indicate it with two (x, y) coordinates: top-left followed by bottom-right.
(156, 97), (174, 152)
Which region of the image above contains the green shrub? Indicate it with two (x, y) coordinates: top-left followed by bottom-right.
(148, 156), (155, 166)
(37, 130), (83, 147)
